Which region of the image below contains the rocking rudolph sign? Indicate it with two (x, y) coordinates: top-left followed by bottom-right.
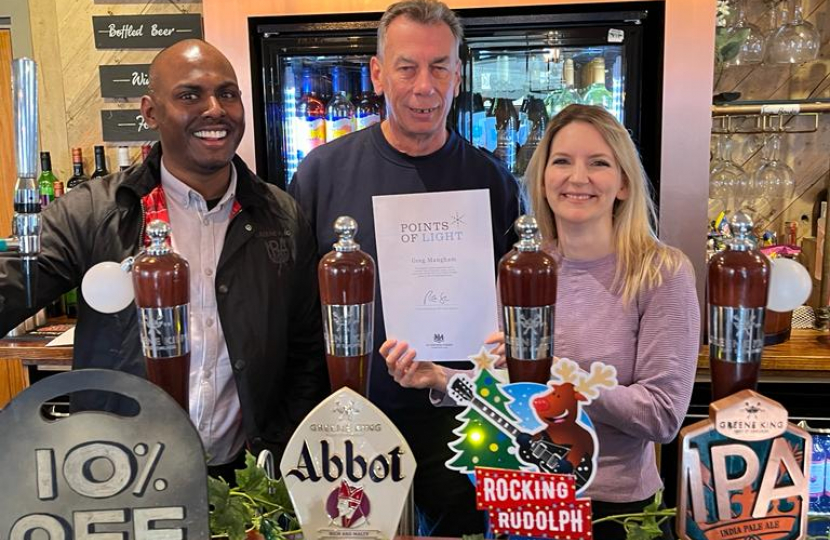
(677, 390), (810, 540)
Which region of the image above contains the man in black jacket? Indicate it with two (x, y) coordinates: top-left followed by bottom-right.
(0, 40), (328, 475)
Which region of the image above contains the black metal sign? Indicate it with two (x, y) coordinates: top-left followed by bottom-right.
(0, 369), (210, 539)
(101, 109), (159, 142)
(100, 64), (150, 98)
(93, 14), (203, 49)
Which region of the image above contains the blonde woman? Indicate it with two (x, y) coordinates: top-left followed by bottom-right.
(382, 104), (699, 539)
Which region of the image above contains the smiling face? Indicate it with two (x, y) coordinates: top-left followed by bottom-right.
(370, 16), (460, 155)
(544, 121), (628, 234)
(141, 41), (244, 186)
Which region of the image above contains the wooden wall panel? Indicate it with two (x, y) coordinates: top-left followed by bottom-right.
(0, 358), (27, 410)
(0, 30), (14, 239)
(30, 0), (202, 182)
(713, 0), (830, 241)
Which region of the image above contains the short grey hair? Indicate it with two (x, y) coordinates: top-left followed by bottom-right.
(377, 0), (464, 58)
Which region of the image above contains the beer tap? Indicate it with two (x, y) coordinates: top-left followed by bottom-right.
(0, 58), (41, 309)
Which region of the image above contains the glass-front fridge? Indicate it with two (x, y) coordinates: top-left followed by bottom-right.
(249, 2), (664, 192)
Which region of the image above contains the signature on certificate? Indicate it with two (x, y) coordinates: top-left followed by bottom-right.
(423, 290), (450, 306)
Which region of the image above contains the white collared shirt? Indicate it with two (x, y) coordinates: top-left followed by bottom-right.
(160, 159), (245, 465)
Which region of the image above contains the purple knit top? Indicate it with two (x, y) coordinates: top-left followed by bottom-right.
(554, 252), (699, 502)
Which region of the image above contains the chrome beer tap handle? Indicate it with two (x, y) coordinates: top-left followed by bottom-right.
(0, 58), (42, 308)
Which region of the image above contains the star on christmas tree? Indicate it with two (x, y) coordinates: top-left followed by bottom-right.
(469, 347), (499, 372)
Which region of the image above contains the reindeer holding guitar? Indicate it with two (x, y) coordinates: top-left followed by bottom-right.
(448, 358), (616, 491)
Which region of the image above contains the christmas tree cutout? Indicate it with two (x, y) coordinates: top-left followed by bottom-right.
(445, 348), (527, 474)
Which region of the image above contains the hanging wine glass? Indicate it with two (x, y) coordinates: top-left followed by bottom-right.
(767, 0), (820, 64)
(725, 0), (767, 66)
(754, 133), (795, 202)
(710, 135), (745, 205)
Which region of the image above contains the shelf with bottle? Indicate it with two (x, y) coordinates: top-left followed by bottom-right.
(281, 55), (384, 183)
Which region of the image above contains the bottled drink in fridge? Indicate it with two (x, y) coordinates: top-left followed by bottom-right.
(546, 58), (580, 117)
(582, 58), (614, 114)
(707, 211), (770, 401)
(355, 65), (381, 130)
(516, 97), (548, 177)
(811, 436), (826, 512)
(326, 66), (356, 142)
(492, 97), (518, 173)
(91, 145), (109, 179)
(38, 152), (56, 207)
(141, 144), (152, 161)
(297, 67), (327, 160)
(66, 147), (90, 190)
(823, 435), (830, 511)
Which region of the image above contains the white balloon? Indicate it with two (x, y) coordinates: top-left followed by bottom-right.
(81, 261), (135, 314)
(767, 258), (812, 313)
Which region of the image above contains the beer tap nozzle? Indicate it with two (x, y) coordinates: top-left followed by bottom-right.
(0, 58), (42, 308)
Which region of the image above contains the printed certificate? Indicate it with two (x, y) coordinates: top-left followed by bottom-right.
(372, 189), (498, 361)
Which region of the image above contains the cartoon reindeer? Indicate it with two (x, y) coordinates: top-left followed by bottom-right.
(530, 359), (617, 482)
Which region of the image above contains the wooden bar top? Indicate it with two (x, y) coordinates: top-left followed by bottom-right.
(1, 328), (830, 373)
(698, 328), (830, 377)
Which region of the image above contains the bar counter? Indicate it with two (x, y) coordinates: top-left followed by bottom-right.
(2, 328), (830, 409)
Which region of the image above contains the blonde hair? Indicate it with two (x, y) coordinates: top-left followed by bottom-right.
(524, 104), (684, 304)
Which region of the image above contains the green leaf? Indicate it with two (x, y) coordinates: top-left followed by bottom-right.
(236, 451), (269, 493)
(208, 475), (255, 540)
(715, 27), (750, 63)
(211, 495), (253, 540)
(208, 476), (232, 514)
(626, 523), (658, 540)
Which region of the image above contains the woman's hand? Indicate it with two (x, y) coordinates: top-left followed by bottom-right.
(484, 331), (507, 368)
(380, 339), (448, 392)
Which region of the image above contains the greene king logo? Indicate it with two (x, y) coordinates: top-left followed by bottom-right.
(326, 480), (371, 528)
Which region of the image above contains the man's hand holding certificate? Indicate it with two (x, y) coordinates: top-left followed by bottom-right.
(372, 189), (498, 361)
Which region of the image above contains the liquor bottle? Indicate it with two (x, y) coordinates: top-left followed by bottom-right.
(52, 177), (71, 317)
(53, 177), (65, 198)
(492, 97), (518, 173)
(499, 215), (557, 384)
(355, 65), (381, 130)
(66, 147), (89, 190)
(318, 216), (375, 395)
(132, 220), (191, 410)
(582, 58), (614, 113)
(296, 67), (326, 161)
(708, 211), (770, 401)
(546, 58), (580, 117)
(141, 144), (152, 161)
(91, 145), (109, 179)
(325, 66), (356, 143)
(117, 146), (131, 171)
(38, 152), (62, 318)
(516, 98), (548, 177)
(38, 152), (56, 207)
(811, 435), (826, 512)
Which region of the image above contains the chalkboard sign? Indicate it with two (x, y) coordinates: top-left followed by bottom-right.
(93, 14), (203, 50)
(101, 109), (159, 142)
(0, 369), (210, 540)
(100, 64), (150, 98)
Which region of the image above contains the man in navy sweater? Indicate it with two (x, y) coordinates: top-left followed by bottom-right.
(289, 0), (519, 535)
